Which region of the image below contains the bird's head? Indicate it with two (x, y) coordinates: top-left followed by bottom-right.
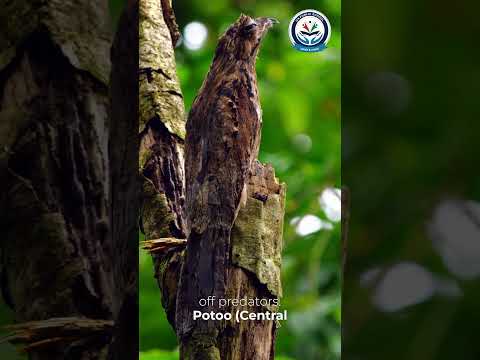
(214, 14), (278, 63)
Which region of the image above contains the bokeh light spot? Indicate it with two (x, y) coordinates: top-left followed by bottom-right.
(373, 262), (435, 312)
(428, 200), (480, 279)
(319, 187), (341, 222)
(294, 214), (333, 236)
(292, 133), (312, 153)
(183, 21), (208, 51)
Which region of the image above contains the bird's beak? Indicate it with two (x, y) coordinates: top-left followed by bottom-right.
(256, 17), (280, 30)
(267, 17), (280, 25)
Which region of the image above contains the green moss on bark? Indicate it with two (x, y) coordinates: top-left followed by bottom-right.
(182, 330), (221, 360)
(139, 0), (185, 139)
(142, 179), (175, 238)
(231, 180), (286, 299)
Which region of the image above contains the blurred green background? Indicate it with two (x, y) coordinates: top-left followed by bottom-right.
(342, 1), (480, 360)
(136, 1), (341, 360)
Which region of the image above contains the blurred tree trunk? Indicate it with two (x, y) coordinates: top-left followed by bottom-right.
(139, 1), (286, 359)
(108, 2), (139, 359)
(0, 1), (137, 359)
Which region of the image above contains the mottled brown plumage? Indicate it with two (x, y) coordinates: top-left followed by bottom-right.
(176, 14), (277, 341)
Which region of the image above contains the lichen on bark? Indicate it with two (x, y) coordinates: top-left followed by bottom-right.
(231, 163), (286, 299)
(142, 179), (176, 239)
(139, 0), (187, 242)
(139, 0), (185, 139)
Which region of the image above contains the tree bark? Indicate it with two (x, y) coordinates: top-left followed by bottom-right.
(0, 1), (137, 359)
(139, 2), (286, 359)
(138, 0), (187, 335)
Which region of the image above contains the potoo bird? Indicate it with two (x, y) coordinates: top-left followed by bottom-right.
(176, 14), (278, 338)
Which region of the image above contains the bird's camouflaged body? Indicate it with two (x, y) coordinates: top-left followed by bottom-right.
(176, 14), (278, 348)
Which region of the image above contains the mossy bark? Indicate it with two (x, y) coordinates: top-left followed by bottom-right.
(140, 2), (286, 359)
(176, 162), (285, 360)
(139, 0), (186, 241)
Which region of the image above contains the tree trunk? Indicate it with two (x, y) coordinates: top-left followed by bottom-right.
(0, 1), (137, 359)
(139, 1), (286, 359)
(138, 0), (187, 334)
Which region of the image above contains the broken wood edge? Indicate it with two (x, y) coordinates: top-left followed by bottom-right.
(0, 317), (114, 352)
(141, 238), (187, 253)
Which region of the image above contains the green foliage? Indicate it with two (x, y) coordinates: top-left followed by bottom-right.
(139, 235), (178, 350)
(140, 349), (179, 360)
(140, 1), (341, 359)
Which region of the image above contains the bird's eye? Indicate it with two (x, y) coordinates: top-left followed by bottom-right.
(241, 23), (257, 36)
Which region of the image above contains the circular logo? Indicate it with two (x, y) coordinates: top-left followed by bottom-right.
(289, 9), (331, 52)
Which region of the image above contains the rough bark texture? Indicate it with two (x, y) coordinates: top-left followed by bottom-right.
(0, 1), (137, 359)
(140, 3), (286, 360)
(180, 162), (286, 360)
(138, 1), (187, 342)
(139, 0), (186, 241)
